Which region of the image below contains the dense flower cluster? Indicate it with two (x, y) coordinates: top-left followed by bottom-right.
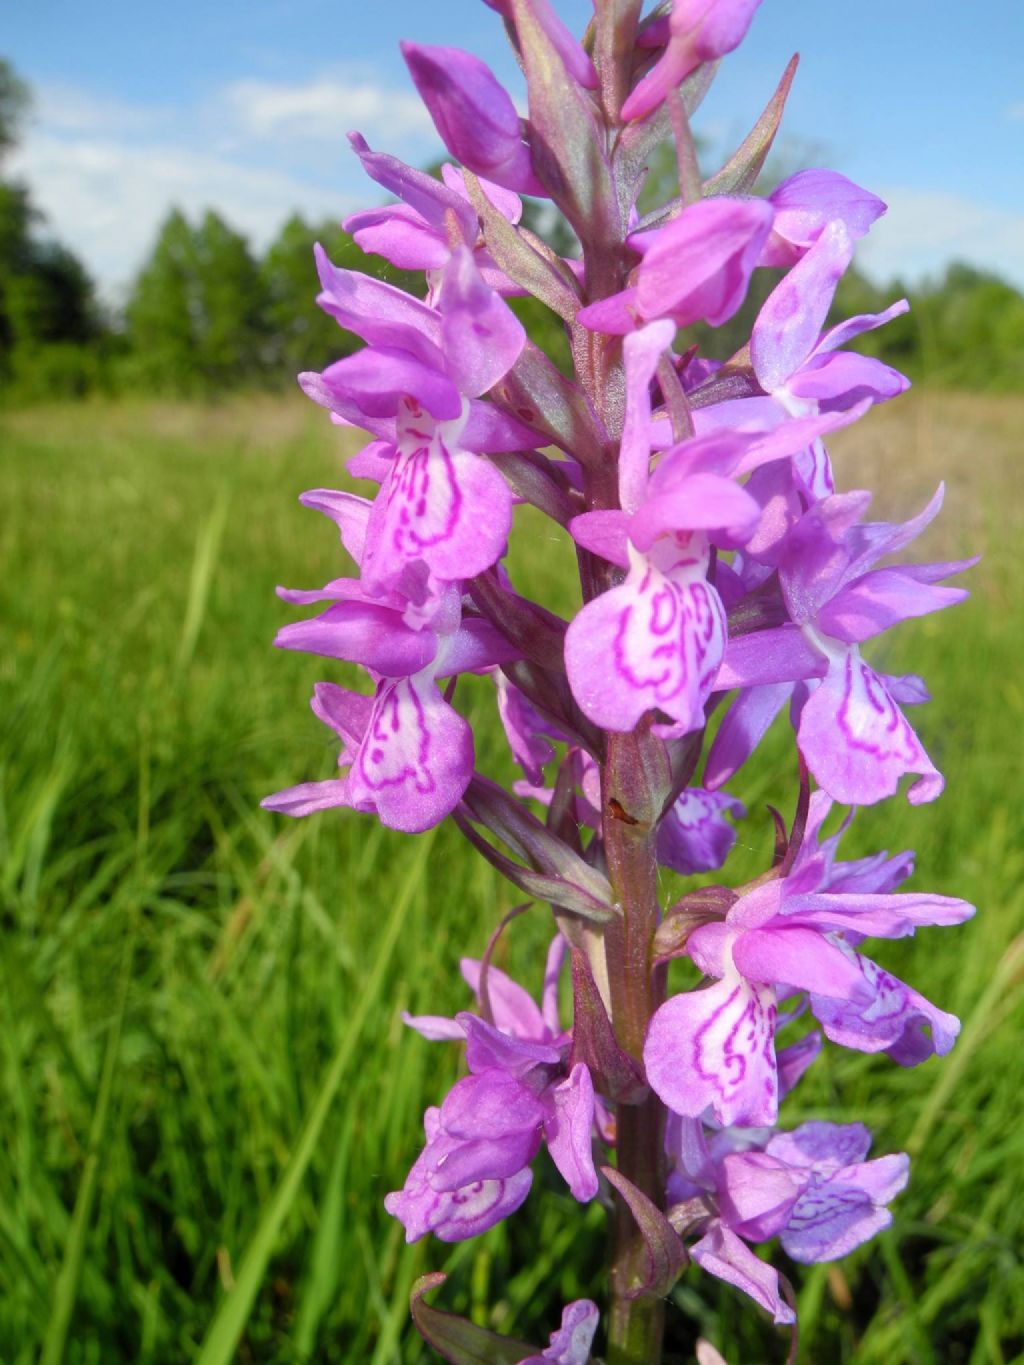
(263, 1), (975, 1359)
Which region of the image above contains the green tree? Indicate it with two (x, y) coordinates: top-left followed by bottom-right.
(125, 209), (201, 391)
(126, 209), (267, 391)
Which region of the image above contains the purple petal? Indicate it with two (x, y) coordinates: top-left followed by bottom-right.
(797, 646), (943, 806)
(715, 625), (823, 690)
(777, 1031), (822, 1098)
(620, 320), (675, 513)
(461, 957), (550, 1041)
(459, 1013), (561, 1075)
(751, 221), (854, 392)
(574, 285), (643, 335)
(402, 1011), (465, 1042)
(809, 948), (961, 1063)
(440, 245), (527, 396)
(440, 1070), (547, 1141)
(767, 1123), (870, 1178)
(314, 242), (443, 364)
(517, 1298), (600, 1365)
(691, 1220), (795, 1325)
(565, 547), (726, 735)
(632, 198), (774, 330)
(763, 169), (886, 266)
(348, 131), (477, 238)
(344, 203), (450, 271)
(716, 1151), (807, 1241)
(568, 510), (631, 568)
(781, 889), (975, 940)
(630, 472), (761, 550)
(402, 41), (544, 195)
(385, 1113), (534, 1242)
(541, 934), (567, 1037)
(657, 788), (744, 875)
(544, 1064), (599, 1201)
(274, 602), (437, 676)
(260, 779), (352, 818)
(779, 1152), (909, 1263)
(644, 971), (779, 1127)
(346, 671), (474, 833)
(787, 350), (909, 411)
(298, 488), (372, 563)
(815, 298), (910, 355)
(361, 407), (513, 601)
(621, 0), (763, 122)
(818, 566), (970, 643)
(316, 347), (463, 422)
(733, 925), (873, 1002)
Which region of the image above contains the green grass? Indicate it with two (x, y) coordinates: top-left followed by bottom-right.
(1, 393), (1022, 1364)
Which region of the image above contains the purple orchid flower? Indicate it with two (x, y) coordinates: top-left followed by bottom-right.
(401, 42), (546, 196)
(302, 244), (529, 622)
(669, 1115), (908, 1322)
(760, 169), (887, 268)
(565, 323), (860, 738)
(516, 1299), (600, 1365)
(624, 0), (764, 123)
(751, 220), (910, 419)
(709, 485), (976, 805)
(345, 140), (526, 293)
(388, 938), (600, 1242)
(576, 198), (774, 336)
(658, 788), (745, 875)
(260, 489), (520, 832)
(644, 797), (974, 1125)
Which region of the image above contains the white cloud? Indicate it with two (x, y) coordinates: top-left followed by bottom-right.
(1005, 102), (1024, 122)
(9, 131), (354, 304)
(8, 72), (441, 301)
(856, 188), (1024, 291)
(220, 75), (431, 142)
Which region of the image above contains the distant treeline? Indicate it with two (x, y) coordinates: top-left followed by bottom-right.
(1, 58), (1022, 403)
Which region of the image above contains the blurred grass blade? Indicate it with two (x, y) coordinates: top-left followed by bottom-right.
(39, 927), (135, 1365)
(292, 1124), (349, 1359)
(194, 830), (435, 1365)
(175, 487), (229, 677)
(906, 930), (1024, 1156)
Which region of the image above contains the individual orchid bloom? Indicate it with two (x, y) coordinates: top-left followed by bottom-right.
(388, 938), (600, 1241)
(262, 518), (520, 831)
(657, 788), (745, 875)
(709, 485), (975, 804)
(401, 41), (546, 196)
(644, 832), (973, 1125)
(667, 1116), (907, 1321)
(750, 220), (911, 420)
(346, 156), (526, 293)
(516, 1299), (600, 1365)
(303, 245), (527, 622)
(624, 0), (764, 123)
(576, 197), (774, 336)
(760, 169), (887, 268)
(564, 323), (762, 736)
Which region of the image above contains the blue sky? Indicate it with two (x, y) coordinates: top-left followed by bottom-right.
(5, 0), (1023, 300)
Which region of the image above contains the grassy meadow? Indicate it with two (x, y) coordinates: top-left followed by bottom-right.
(1, 391), (1023, 1365)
